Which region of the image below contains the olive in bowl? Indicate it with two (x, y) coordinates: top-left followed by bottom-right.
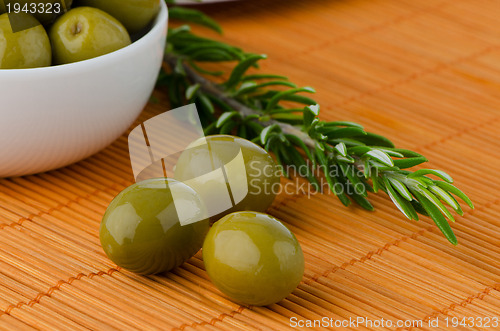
(0, 0), (167, 177)
(3, 1), (73, 26)
(174, 135), (281, 221)
(202, 211), (304, 306)
(0, 12), (51, 68)
(100, 178), (210, 275)
(76, 0), (161, 34)
(49, 6), (131, 65)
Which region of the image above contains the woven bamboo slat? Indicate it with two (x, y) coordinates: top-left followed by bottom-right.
(1, 0), (500, 329)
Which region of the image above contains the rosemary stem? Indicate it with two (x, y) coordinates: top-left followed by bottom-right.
(163, 54), (316, 148)
(163, 55), (392, 185)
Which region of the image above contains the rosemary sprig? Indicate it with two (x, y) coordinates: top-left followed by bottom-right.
(159, 5), (474, 245)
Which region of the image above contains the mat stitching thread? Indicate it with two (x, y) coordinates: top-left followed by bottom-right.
(298, 194), (500, 286)
(172, 306), (247, 331)
(0, 267), (120, 317)
(460, 197), (500, 219)
(302, 227), (433, 285)
(330, 44), (499, 110)
(415, 116), (500, 152)
(263, 179), (308, 212)
(296, 1), (452, 56)
(402, 284), (500, 331)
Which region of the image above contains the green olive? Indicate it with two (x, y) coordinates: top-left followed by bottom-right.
(202, 211), (304, 306)
(49, 6), (131, 65)
(100, 178), (209, 275)
(76, 0), (160, 33)
(0, 13), (51, 69)
(174, 135), (281, 221)
(4, 1), (73, 26)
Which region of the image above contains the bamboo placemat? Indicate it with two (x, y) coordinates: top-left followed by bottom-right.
(1, 0), (500, 329)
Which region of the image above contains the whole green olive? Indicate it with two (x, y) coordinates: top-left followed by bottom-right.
(174, 135), (281, 221)
(100, 178), (209, 275)
(76, 0), (160, 33)
(0, 13), (51, 69)
(49, 6), (131, 65)
(202, 211), (304, 306)
(3, 1), (73, 26)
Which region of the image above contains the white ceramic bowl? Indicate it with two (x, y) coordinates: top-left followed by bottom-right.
(0, 1), (168, 177)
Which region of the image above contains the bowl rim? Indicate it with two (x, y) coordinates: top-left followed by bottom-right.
(0, 0), (168, 73)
